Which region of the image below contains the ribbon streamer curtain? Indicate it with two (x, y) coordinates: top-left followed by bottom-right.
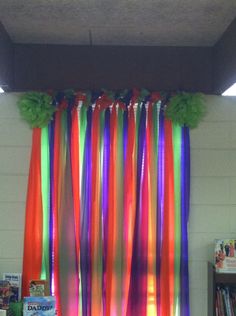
(22, 94), (190, 316)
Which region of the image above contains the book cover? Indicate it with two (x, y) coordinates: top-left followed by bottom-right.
(215, 239), (236, 273)
(221, 288), (227, 316)
(225, 287), (232, 316)
(229, 294), (234, 316)
(231, 290), (236, 316)
(29, 280), (49, 297)
(216, 288), (220, 316)
(217, 287), (224, 316)
(0, 280), (12, 310)
(3, 273), (22, 302)
(23, 296), (56, 316)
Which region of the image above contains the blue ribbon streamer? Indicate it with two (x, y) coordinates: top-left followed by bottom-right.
(180, 126), (190, 316)
(80, 106), (92, 316)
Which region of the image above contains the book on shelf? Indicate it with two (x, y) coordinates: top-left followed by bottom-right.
(23, 296), (56, 316)
(215, 239), (236, 273)
(216, 286), (236, 316)
(0, 280), (12, 310)
(29, 280), (49, 297)
(3, 273), (22, 302)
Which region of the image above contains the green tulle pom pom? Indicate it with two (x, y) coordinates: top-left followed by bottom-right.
(165, 92), (206, 128)
(18, 92), (55, 128)
(9, 301), (23, 316)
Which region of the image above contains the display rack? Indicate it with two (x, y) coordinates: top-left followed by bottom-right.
(208, 262), (236, 316)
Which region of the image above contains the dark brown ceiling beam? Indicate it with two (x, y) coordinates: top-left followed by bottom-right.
(0, 21), (13, 90)
(13, 44), (213, 93)
(213, 18), (236, 94)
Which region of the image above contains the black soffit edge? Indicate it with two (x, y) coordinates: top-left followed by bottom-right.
(1, 18), (236, 94)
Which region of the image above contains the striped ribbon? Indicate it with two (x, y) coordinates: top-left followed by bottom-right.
(22, 98), (190, 316)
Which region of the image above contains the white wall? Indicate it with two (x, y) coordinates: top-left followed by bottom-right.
(0, 93), (236, 316)
(189, 95), (236, 316)
(0, 93), (31, 272)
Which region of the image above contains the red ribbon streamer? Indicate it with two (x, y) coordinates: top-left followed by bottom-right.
(22, 128), (43, 297)
(160, 119), (175, 316)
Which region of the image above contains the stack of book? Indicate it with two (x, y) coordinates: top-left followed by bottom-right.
(216, 286), (236, 316)
(215, 239), (236, 273)
(0, 273), (21, 311)
(24, 279), (56, 315)
(23, 296), (56, 316)
(0, 274), (56, 315)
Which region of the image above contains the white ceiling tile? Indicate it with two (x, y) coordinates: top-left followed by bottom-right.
(0, 0), (235, 46)
(3, 18), (90, 45)
(91, 24), (217, 46)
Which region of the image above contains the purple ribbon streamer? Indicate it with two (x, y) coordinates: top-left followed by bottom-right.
(156, 107), (165, 314)
(127, 103), (146, 315)
(80, 107), (92, 316)
(123, 110), (128, 164)
(180, 126), (190, 316)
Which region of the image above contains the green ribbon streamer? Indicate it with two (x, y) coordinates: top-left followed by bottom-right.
(173, 123), (182, 316)
(79, 105), (87, 190)
(40, 126), (50, 281)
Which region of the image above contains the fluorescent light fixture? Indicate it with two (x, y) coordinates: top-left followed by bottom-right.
(0, 86), (4, 93)
(222, 83), (236, 96)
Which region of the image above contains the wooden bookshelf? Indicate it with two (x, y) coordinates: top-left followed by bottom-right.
(208, 262), (236, 316)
